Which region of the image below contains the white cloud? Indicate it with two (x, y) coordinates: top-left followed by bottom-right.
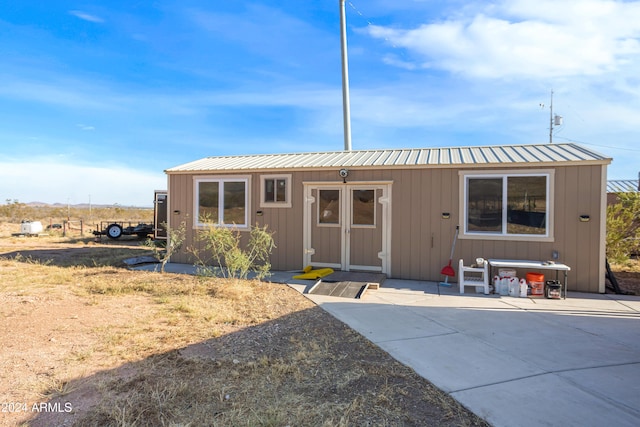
(367, 0), (640, 80)
(69, 10), (105, 24)
(0, 75), (121, 110)
(0, 159), (165, 206)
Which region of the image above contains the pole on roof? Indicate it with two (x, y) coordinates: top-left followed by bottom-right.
(340, 0), (353, 151)
(549, 90), (554, 143)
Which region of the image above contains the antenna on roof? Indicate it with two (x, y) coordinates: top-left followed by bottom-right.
(548, 90), (563, 143)
(340, 0), (353, 151)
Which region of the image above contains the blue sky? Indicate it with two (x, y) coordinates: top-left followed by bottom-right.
(1, 0), (639, 206)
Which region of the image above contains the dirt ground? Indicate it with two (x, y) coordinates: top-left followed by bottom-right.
(606, 270), (640, 295)
(0, 236), (490, 427)
(1, 231), (638, 426)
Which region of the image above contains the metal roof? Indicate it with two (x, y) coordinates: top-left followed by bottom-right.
(607, 180), (639, 193)
(166, 143), (611, 173)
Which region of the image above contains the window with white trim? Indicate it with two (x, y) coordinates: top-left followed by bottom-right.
(318, 189), (340, 226)
(463, 172), (551, 237)
(260, 174), (291, 208)
(351, 189), (376, 227)
(195, 177), (249, 227)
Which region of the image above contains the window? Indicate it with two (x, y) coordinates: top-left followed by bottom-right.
(260, 174), (292, 208)
(318, 189), (340, 226)
(463, 172), (552, 238)
(352, 189), (376, 227)
(195, 177), (250, 227)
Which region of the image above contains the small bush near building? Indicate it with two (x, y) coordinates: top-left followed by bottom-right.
(607, 192), (640, 263)
(192, 223), (275, 280)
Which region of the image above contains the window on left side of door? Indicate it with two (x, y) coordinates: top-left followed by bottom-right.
(196, 178), (249, 227)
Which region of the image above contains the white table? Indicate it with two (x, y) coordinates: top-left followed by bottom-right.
(488, 259), (571, 299)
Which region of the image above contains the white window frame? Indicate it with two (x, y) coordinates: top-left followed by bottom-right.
(350, 187), (377, 229)
(260, 174), (292, 208)
(194, 175), (251, 229)
(316, 187), (342, 228)
(459, 170), (554, 242)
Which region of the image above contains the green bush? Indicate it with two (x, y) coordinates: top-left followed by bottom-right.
(606, 192), (640, 263)
(192, 223), (275, 280)
(144, 221), (186, 273)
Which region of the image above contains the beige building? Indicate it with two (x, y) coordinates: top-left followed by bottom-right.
(166, 142), (612, 293)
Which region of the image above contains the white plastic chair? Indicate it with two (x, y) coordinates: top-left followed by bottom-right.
(459, 259), (490, 295)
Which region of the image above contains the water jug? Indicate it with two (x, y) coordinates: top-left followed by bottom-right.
(519, 278), (528, 297)
(508, 277), (519, 297)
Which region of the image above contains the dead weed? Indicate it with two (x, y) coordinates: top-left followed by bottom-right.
(1, 239), (489, 427)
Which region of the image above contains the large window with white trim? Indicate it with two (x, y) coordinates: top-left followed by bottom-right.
(195, 177), (249, 227)
(463, 172), (551, 237)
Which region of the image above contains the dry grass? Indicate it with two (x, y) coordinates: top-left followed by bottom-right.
(610, 257), (640, 273)
(0, 234), (489, 427)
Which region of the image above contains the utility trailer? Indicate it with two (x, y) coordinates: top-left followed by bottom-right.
(93, 190), (168, 241)
(93, 221), (155, 240)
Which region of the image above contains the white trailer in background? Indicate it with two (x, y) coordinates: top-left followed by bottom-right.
(20, 220), (44, 236)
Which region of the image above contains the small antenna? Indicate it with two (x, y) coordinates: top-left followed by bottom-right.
(548, 90), (563, 143)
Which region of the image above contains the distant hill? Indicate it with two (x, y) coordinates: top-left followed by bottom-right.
(25, 202), (152, 209)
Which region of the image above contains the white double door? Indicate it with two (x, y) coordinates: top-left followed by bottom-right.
(303, 182), (391, 273)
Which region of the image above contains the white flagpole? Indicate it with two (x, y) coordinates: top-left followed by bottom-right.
(340, 0), (352, 151)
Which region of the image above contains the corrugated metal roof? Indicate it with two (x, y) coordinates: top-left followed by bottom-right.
(166, 143), (611, 173)
(607, 180), (639, 193)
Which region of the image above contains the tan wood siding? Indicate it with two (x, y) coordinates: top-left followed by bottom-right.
(452, 165), (604, 292)
(254, 174), (302, 271)
(390, 168), (459, 281)
(168, 162), (606, 292)
(168, 174), (191, 264)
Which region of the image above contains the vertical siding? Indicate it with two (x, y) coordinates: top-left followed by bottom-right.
(256, 172), (301, 270)
(386, 164), (604, 291)
(169, 162), (606, 292)
(168, 173), (193, 264)
(394, 170), (413, 277)
(439, 169), (458, 277)
(451, 165), (604, 292)
(391, 168), (459, 281)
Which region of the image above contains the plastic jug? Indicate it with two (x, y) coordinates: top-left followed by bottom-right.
(519, 278), (528, 297)
(500, 277), (509, 296)
(508, 277), (519, 297)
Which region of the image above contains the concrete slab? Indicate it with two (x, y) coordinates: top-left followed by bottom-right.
(558, 362), (640, 415)
(403, 307), (640, 371)
(313, 302), (455, 342)
(452, 372), (640, 427)
(377, 333), (546, 393)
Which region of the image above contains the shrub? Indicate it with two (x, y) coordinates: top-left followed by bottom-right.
(144, 221), (186, 273)
(606, 192), (640, 263)
(191, 223), (275, 280)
